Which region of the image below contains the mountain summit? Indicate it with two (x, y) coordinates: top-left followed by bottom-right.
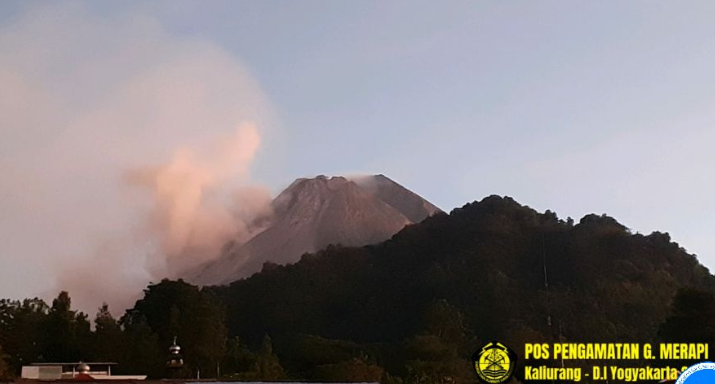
(187, 174), (441, 285)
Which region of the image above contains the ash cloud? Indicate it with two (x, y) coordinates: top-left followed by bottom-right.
(125, 124), (274, 278)
(0, 3), (275, 314)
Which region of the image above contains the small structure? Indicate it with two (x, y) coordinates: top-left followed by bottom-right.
(166, 336), (184, 378)
(20, 362), (146, 381)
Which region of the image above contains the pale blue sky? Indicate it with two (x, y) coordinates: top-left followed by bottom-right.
(1, 1), (715, 305)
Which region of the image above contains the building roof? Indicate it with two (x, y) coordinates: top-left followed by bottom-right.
(30, 362), (118, 366)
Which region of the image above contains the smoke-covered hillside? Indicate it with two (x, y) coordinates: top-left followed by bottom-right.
(188, 175), (441, 285)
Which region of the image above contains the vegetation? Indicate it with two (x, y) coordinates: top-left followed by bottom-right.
(657, 288), (715, 367)
(0, 342), (10, 380)
(0, 196), (714, 382)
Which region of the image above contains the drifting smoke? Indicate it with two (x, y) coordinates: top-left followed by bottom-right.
(0, 3), (276, 314)
(125, 124), (273, 277)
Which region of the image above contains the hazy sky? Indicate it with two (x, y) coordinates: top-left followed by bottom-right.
(1, 1), (715, 311)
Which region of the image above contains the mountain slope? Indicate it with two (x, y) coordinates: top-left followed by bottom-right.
(352, 174), (440, 223)
(188, 175), (441, 285)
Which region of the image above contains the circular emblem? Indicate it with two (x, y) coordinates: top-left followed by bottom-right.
(676, 362), (715, 384)
(473, 341), (517, 383)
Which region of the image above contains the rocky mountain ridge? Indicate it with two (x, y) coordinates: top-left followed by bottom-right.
(187, 174), (441, 285)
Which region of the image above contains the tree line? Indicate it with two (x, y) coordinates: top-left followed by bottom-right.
(0, 283), (292, 381)
(2, 196), (715, 383)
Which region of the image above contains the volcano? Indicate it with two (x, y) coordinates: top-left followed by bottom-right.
(187, 174), (441, 285)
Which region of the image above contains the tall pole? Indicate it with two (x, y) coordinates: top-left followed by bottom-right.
(543, 236), (551, 328)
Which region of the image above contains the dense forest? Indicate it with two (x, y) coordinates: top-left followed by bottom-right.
(1, 196), (714, 383)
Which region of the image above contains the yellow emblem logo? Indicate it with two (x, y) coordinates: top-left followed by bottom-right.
(473, 341), (517, 383)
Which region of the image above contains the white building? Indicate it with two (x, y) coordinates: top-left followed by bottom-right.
(21, 362), (146, 381)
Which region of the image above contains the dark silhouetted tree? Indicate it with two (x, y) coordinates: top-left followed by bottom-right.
(92, 303), (125, 362)
(120, 314), (162, 377)
(0, 298), (48, 372)
(0, 342), (11, 380)
(122, 279), (227, 378)
(658, 288), (715, 366)
(43, 292), (91, 362)
(252, 335), (286, 381)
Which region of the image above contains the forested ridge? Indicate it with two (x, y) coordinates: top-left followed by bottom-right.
(2, 196), (714, 383)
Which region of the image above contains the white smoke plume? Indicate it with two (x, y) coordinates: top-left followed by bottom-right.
(125, 124), (274, 277)
(0, 3), (276, 314)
